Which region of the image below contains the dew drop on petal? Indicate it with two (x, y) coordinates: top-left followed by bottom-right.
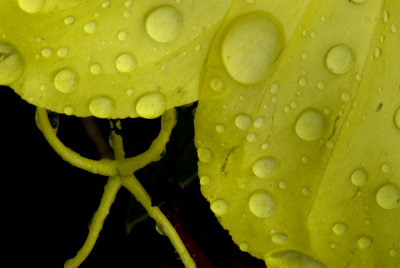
(0, 42), (24, 85)
(89, 96), (115, 118)
(18, 0), (44, 13)
(357, 236), (372, 249)
(211, 199), (229, 216)
(271, 233), (288, 245)
(332, 223), (347, 235)
(248, 191), (275, 218)
(135, 92), (166, 119)
(376, 184), (400, 209)
(197, 147), (213, 163)
(295, 108), (325, 141)
(235, 114), (252, 130)
(145, 6), (183, 43)
(350, 168), (368, 186)
(54, 69), (78, 93)
(116, 53), (137, 73)
(252, 157), (277, 179)
(326, 45), (355, 75)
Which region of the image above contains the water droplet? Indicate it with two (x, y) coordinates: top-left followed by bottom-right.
(117, 31), (128, 41)
(295, 108), (326, 141)
(271, 233), (288, 245)
(124, 0), (132, 7)
(330, 242), (339, 249)
(197, 147), (213, 163)
(357, 236), (372, 249)
(351, 168), (368, 186)
(376, 184), (400, 209)
(57, 47), (69, 58)
(302, 187), (311, 195)
(0, 42), (24, 85)
(316, 81), (325, 89)
(261, 143), (269, 150)
(332, 223), (347, 235)
(53, 69), (78, 93)
(270, 83), (279, 94)
(254, 116), (265, 128)
(381, 163), (391, 173)
(301, 155), (310, 164)
(279, 180), (288, 189)
(252, 157), (277, 179)
(391, 24), (398, 33)
(210, 78), (225, 92)
(89, 96), (115, 118)
(90, 64), (103, 75)
(221, 13), (284, 84)
(102, 0), (111, 8)
(18, 0), (44, 13)
(341, 91), (351, 102)
(145, 6), (183, 43)
(383, 11), (390, 23)
(126, 88), (135, 96)
(41, 48), (53, 58)
(123, 10), (132, 18)
(115, 53), (137, 73)
(239, 242), (249, 251)
(84, 21), (98, 34)
(390, 249), (399, 257)
(216, 124), (226, 133)
(301, 52), (309, 60)
(195, 44), (202, 51)
(246, 133), (256, 142)
(374, 47), (382, 58)
(248, 191), (275, 218)
(199, 175), (211, 185)
(135, 92), (166, 119)
(394, 107), (400, 129)
(60, 107), (74, 117)
(298, 76), (307, 87)
(235, 114), (252, 130)
(326, 44), (355, 75)
(211, 199), (229, 216)
(64, 16), (75, 25)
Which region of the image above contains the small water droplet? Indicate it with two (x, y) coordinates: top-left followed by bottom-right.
(249, 191), (275, 218)
(261, 143), (269, 150)
(381, 163), (391, 173)
(391, 24), (398, 33)
(0, 42), (24, 84)
(102, 0), (111, 8)
(301, 155), (310, 164)
(235, 114), (252, 130)
(316, 81), (325, 89)
(90, 64), (103, 75)
(89, 96), (115, 118)
(253, 116), (265, 128)
(145, 6), (183, 43)
(295, 108), (326, 141)
(357, 236), (372, 249)
(126, 88), (135, 96)
(246, 132), (256, 142)
(326, 44), (355, 75)
(298, 76), (307, 87)
(341, 91), (351, 102)
(135, 92), (166, 119)
(195, 44), (202, 51)
(211, 199), (229, 216)
(117, 31), (128, 41)
(332, 223), (347, 235)
(64, 16), (75, 25)
(270, 83), (279, 94)
(351, 168), (368, 186)
(199, 175), (211, 185)
(216, 124), (226, 133)
(63, 106), (74, 115)
(374, 47), (382, 58)
(279, 180), (288, 189)
(389, 249), (399, 257)
(302, 187), (311, 195)
(221, 13), (284, 84)
(116, 53), (137, 73)
(197, 147), (213, 163)
(84, 21), (98, 34)
(54, 69), (78, 93)
(383, 10), (390, 23)
(57, 47), (69, 58)
(271, 233), (288, 245)
(239, 242), (249, 251)
(18, 0), (44, 13)
(41, 48), (53, 58)
(301, 52), (309, 60)
(252, 157), (277, 179)
(376, 184), (400, 209)
(124, 0), (132, 7)
(210, 78), (225, 92)
(331, 242), (339, 249)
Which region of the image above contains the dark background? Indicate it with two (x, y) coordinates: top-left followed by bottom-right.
(1, 85), (265, 267)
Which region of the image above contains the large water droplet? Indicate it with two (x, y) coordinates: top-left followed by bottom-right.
(252, 157), (277, 179)
(295, 108), (326, 141)
(0, 42), (24, 85)
(116, 53), (137, 73)
(350, 168), (368, 186)
(197, 147), (213, 163)
(357, 236), (372, 249)
(394, 107), (400, 129)
(332, 222), (347, 235)
(145, 6), (183, 43)
(248, 191), (275, 218)
(376, 184), (400, 209)
(271, 233), (288, 245)
(89, 96), (115, 118)
(235, 114), (252, 130)
(135, 92), (166, 119)
(54, 69), (78, 93)
(326, 45), (355, 75)
(83, 21), (98, 34)
(211, 199), (229, 216)
(221, 13), (284, 84)
(18, 0), (44, 13)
